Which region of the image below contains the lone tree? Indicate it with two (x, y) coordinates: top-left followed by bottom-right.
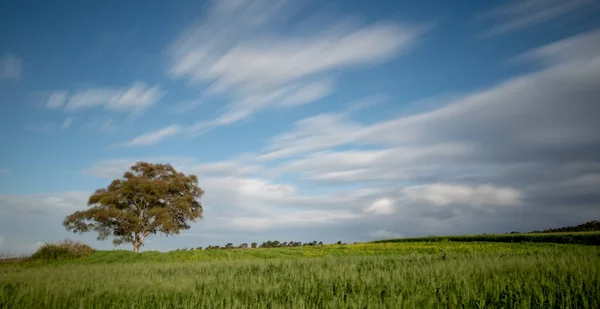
(63, 162), (204, 253)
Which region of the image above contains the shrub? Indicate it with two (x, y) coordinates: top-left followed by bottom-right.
(31, 239), (94, 260)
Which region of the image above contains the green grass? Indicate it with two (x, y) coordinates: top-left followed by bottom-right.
(2, 241), (599, 308)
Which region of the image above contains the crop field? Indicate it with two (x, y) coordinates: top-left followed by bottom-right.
(2, 235), (600, 309)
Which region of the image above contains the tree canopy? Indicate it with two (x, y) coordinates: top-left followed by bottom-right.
(63, 162), (204, 252)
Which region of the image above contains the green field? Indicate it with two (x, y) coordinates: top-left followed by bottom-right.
(2, 235), (600, 308)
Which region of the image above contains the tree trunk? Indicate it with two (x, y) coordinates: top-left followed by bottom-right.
(132, 231), (149, 253)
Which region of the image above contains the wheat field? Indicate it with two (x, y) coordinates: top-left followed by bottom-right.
(2, 240), (599, 308)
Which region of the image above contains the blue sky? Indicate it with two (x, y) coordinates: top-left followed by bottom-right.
(1, 0), (600, 253)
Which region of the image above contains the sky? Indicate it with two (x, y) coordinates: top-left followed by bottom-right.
(1, 0), (600, 254)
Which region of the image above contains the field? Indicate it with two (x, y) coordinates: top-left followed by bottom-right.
(1, 234), (600, 308)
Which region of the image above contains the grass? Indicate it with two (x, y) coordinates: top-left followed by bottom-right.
(1, 239), (599, 308)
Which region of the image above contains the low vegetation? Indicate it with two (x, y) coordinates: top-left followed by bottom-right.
(2, 219), (599, 308)
(1, 241), (598, 308)
(29, 239), (95, 261)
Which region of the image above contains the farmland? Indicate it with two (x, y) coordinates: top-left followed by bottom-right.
(1, 233), (600, 308)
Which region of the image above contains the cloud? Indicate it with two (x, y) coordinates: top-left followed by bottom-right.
(273, 143), (473, 182)
(511, 28), (600, 65)
(279, 80), (335, 107)
(368, 230), (403, 239)
(0, 235), (4, 247)
(60, 117), (73, 130)
(9, 26), (600, 249)
(364, 198), (395, 215)
(254, 28), (600, 228)
(0, 191), (90, 215)
(125, 125), (182, 146)
(170, 0), (429, 134)
(81, 119), (118, 134)
(229, 210), (362, 230)
(0, 53), (22, 80)
(188, 161), (259, 177)
(172, 22), (418, 92)
(47, 82), (164, 113)
(258, 113), (364, 160)
(263, 28), (600, 164)
(477, 0), (595, 37)
(46, 91), (68, 109)
(171, 100), (204, 114)
(402, 184), (522, 207)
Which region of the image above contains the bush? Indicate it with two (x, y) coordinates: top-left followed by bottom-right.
(31, 239), (94, 260)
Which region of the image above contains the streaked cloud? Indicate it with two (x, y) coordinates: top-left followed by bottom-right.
(477, 0), (595, 37)
(47, 82), (164, 113)
(125, 125), (183, 146)
(402, 184), (522, 207)
(364, 198), (396, 215)
(170, 0), (430, 135)
(0, 191), (90, 215)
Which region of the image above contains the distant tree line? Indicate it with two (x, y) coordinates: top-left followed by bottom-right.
(530, 220), (600, 233)
(174, 240), (350, 251)
(258, 240), (324, 248)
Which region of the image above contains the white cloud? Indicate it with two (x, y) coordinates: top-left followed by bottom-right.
(189, 161), (258, 177)
(46, 91), (68, 109)
(273, 143), (473, 183)
(173, 23), (419, 92)
(0, 53), (22, 80)
(364, 198), (395, 215)
(125, 125), (182, 146)
(60, 117), (73, 130)
(512, 28), (600, 65)
(477, 0), (594, 37)
(402, 184), (522, 207)
(170, 0), (428, 134)
(48, 82), (164, 113)
(0, 191), (90, 215)
(258, 113), (364, 160)
(0, 236), (4, 247)
(171, 100), (204, 114)
(230, 210), (362, 230)
(279, 80), (334, 106)
(368, 230), (403, 239)
(261, 28), (600, 168)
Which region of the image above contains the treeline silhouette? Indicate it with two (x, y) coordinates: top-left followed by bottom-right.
(531, 220), (600, 233)
(177, 240), (350, 251)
